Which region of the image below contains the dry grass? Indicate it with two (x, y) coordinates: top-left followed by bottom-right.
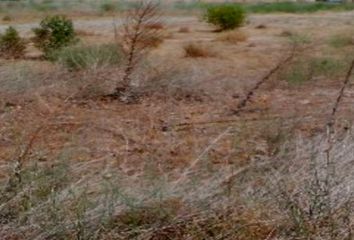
(216, 30), (248, 44)
(1, 117), (354, 239)
(183, 42), (216, 58)
(178, 26), (190, 33)
(2, 15), (12, 22)
(143, 22), (165, 30)
(76, 29), (97, 37)
(2, 7), (354, 240)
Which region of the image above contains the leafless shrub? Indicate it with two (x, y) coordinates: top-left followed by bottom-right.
(262, 132), (354, 239)
(114, 0), (163, 102)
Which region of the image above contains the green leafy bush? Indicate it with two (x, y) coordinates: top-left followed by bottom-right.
(32, 15), (77, 57)
(0, 26), (26, 59)
(204, 4), (246, 31)
(51, 43), (123, 70)
(100, 2), (117, 12)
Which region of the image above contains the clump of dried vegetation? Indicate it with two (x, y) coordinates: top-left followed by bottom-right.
(216, 30), (247, 44)
(183, 42), (216, 58)
(178, 26), (190, 33)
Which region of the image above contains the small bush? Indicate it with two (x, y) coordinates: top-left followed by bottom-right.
(204, 4), (246, 31)
(51, 43), (123, 70)
(183, 43), (215, 58)
(2, 15), (12, 21)
(0, 26), (26, 59)
(32, 15), (77, 57)
(100, 2), (117, 12)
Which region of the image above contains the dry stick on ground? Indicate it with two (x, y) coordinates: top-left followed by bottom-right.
(173, 127), (232, 186)
(114, 1), (161, 102)
(168, 45), (298, 132)
(219, 59), (354, 200)
(4, 98), (87, 192)
(231, 45), (297, 116)
(325, 59), (354, 165)
(7, 126), (44, 188)
(327, 59), (354, 132)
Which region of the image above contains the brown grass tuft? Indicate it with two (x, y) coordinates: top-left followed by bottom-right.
(216, 30), (247, 44)
(76, 29), (97, 37)
(183, 43), (216, 58)
(2, 15), (12, 22)
(255, 24), (266, 29)
(143, 22), (165, 30)
(141, 34), (164, 48)
(178, 26), (190, 33)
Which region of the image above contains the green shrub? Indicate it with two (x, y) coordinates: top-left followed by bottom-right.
(51, 43), (123, 70)
(100, 2), (117, 12)
(32, 15), (77, 57)
(0, 26), (26, 59)
(204, 4), (245, 31)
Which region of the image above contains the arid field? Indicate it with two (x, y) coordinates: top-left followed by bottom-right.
(1, 1), (354, 239)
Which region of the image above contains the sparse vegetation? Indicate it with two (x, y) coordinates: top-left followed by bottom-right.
(0, 26), (26, 59)
(51, 43), (123, 71)
(216, 30), (247, 44)
(246, 2), (354, 13)
(32, 15), (77, 57)
(288, 32), (312, 45)
(281, 56), (347, 85)
(205, 4), (246, 31)
(2, 1), (354, 240)
(328, 34), (354, 48)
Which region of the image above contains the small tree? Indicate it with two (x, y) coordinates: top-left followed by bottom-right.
(0, 26), (26, 59)
(205, 4), (246, 31)
(32, 15), (77, 58)
(114, 0), (162, 102)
